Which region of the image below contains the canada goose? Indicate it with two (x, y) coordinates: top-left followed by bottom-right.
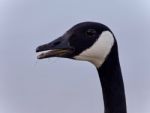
(36, 22), (127, 113)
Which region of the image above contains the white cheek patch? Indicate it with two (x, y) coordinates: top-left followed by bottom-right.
(74, 31), (114, 68)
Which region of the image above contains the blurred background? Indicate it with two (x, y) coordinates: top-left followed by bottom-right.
(0, 0), (150, 113)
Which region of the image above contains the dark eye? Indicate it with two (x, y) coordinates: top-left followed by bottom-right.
(86, 29), (97, 37)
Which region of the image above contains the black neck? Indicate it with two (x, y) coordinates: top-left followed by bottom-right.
(97, 42), (127, 113)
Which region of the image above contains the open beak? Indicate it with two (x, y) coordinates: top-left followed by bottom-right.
(36, 36), (74, 59)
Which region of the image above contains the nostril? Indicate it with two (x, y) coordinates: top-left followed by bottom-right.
(53, 41), (61, 46)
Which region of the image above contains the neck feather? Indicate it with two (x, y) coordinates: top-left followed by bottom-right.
(97, 42), (127, 113)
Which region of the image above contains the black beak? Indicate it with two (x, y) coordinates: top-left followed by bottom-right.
(36, 36), (74, 59)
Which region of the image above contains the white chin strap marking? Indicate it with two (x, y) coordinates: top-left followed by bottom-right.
(74, 31), (114, 68)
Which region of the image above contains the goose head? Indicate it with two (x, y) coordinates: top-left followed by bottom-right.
(36, 22), (115, 68)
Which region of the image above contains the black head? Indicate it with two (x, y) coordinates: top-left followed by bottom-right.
(36, 22), (116, 68)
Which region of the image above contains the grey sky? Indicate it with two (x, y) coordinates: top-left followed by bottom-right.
(0, 0), (150, 113)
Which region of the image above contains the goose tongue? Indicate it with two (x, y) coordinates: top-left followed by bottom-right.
(37, 49), (73, 59)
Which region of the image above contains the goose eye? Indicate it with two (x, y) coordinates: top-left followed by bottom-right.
(86, 29), (97, 37)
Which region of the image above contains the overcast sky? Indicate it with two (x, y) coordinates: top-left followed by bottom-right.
(0, 0), (150, 113)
